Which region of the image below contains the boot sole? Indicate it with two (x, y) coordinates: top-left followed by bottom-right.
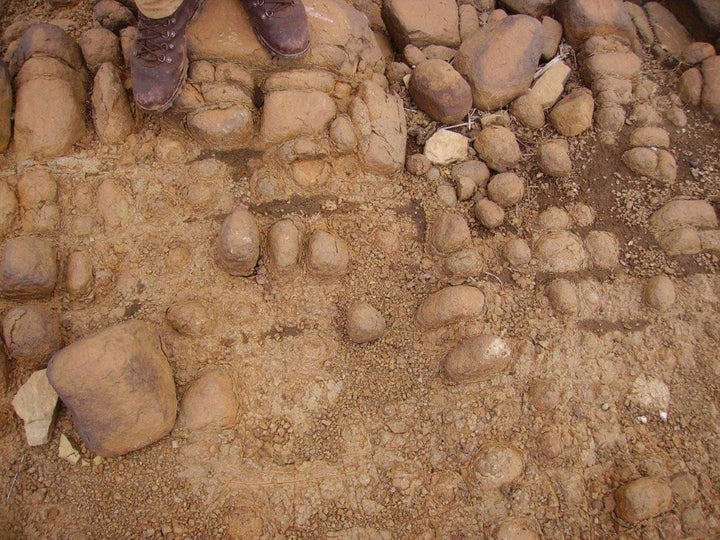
(138, 0), (207, 114)
(254, 30), (310, 60)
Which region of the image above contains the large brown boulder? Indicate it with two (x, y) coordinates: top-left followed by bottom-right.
(381, 0), (460, 50)
(0, 61), (10, 153)
(501, 0), (555, 17)
(455, 15), (544, 111)
(692, 0), (720, 33)
(555, 0), (640, 52)
(409, 60), (472, 124)
(47, 321), (177, 457)
(644, 2), (692, 60)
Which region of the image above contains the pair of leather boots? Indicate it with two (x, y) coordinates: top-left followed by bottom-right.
(131, 0), (309, 112)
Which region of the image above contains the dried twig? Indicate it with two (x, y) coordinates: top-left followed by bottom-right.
(6, 455), (25, 503)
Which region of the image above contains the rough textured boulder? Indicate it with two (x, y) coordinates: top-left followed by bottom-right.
(0, 61), (10, 153)
(0, 236), (57, 299)
(11, 24), (88, 161)
(501, 0), (554, 17)
(92, 63), (134, 145)
(260, 90), (336, 144)
(381, 0), (460, 49)
(47, 321), (177, 457)
(3, 305), (62, 369)
(615, 477), (673, 523)
(701, 56), (720, 120)
(455, 15), (544, 111)
(556, 0), (640, 52)
(409, 60), (472, 124)
(181, 369), (239, 431)
(644, 2), (692, 60)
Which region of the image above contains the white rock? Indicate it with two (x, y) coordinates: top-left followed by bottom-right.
(424, 130), (469, 165)
(12, 369), (59, 446)
(529, 60), (571, 109)
(628, 375), (670, 412)
(59, 434), (81, 464)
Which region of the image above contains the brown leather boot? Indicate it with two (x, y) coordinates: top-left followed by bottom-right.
(131, 0), (204, 112)
(241, 0), (310, 58)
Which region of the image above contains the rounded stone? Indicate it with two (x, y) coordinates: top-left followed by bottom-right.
(534, 231), (587, 273)
(511, 94), (545, 129)
(3, 305), (62, 369)
(584, 231), (619, 270)
(443, 334), (512, 383)
(444, 248), (484, 278)
(467, 442), (525, 491)
(451, 160), (491, 190)
(307, 230), (350, 277)
(615, 477), (673, 524)
(536, 206), (572, 232)
(473, 126), (521, 172)
(474, 199), (505, 229)
(537, 139), (572, 177)
(409, 59), (473, 124)
(166, 301), (212, 337)
(503, 238), (532, 267)
(267, 219), (301, 272)
(406, 153), (432, 175)
(181, 369), (238, 431)
(429, 213), (471, 254)
(346, 301), (386, 344)
(416, 285), (485, 329)
(546, 278), (579, 315)
(487, 173), (525, 207)
(568, 203), (596, 228)
(216, 207), (261, 277)
(549, 88), (594, 137)
(643, 275), (676, 311)
(0, 236), (57, 299)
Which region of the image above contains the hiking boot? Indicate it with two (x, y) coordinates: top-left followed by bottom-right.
(131, 0), (204, 112)
(241, 0), (310, 58)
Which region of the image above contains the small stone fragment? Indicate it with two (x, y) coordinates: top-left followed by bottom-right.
(267, 219), (301, 272)
(307, 230), (350, 277)
(487, 173), (524, 207)
(537, 139), (572, 177)
(166, 301), (212, 337)
(0, 236), (57, 299)
(546, 278), (579, 315)
(529, 61), (571, 109)
(216, 207), (261, 277)
(549, 88), (594, 137)
(467, 442), (525, 491)
(443, 334), (512, 383)
(615, 477), (673, 524)
(346, 301), (386, 344)
(474, 199), (505, 229)
(644, 275), (676, 311)
(473, 126), (521, 172)
(584, 231), (619, 270)
(424, 130), (469, 165)
(3, 305), (62, 369)
(429, 213), (471, 254)
(47, 321), (177, 457)
(181, 369), (238, 431)
(66, 251), (94, 299)
(59, 434), (81, 464)
(12, 369), (58, 446)
(416, 285), (485, 329)
(406, 153), (432, 175)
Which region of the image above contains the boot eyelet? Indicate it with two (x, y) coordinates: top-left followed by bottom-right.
(170, 31), (176, 37)
(169, 44), (175, 49)
(265, 9), (274, 17)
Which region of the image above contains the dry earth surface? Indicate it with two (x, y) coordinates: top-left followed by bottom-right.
(0, 0), (719, 539)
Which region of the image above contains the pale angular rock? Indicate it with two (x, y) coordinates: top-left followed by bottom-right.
(467, 443), (525, 490)
(644, 2), (692, 60)
(416, 285), (485, 329)
(549, 88), (595, 137)
(307, 230), (350, 277)
(529, 61), (571, 108)
(473, 126), (521, 172)
(181, 369), (238, 431)
(351, 81), (407, 174)
(455, 15), (543, 110)
(424, 130), (469, 165)
(187, 104), (255, 150)
(429, 213), (471, 254)
(346, 301), (386, 343)
(650, 200), (718, 233)
(166, 301), (212, 337)
(267, 219), (301, 272)
(538, 139), (572, 177)
(555, 0), (640, 51)
(475, 199), (505, 229)
(0, 236), (57, 299)
(79, 27), (121, 72)
(3, 305), (62, 369)
(701, 56), (720, 120)
(487, 172), (524, 207)
(511, 94), (545, 129)
(12, 369), (58, 446)
(382, 0), (460, 49)
(260, 90), (336, 144)
(47, 321), (177, 457)
(443, 334), (512, 383)
(534, 231), (588, 273)
(216, 206), (261, 277)
(629, 127), (670, 148)
(0, 61), (11, 153)
(615, 477), (673, 524)
(92, 63), (134, 145)
(541, 16), (563, 61)
(58, 434), (81, 464)
(409, 60), (472, 124)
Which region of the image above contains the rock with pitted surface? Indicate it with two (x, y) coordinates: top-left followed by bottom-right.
(555, 0), (640, 52)
(409, 60), (472, 124)
(455, 15), (543, 110)
(549, 88), (595, 136)
(3, 305), (62, 370)
(11, 24), (88, 161)
(0, 61), (11, 153)
(473, 126), (521, 172)
(0, 236), (57, 299)
(644, 2), (692, 60)
(217, 207), (261, 277)
(382, 0), (460, 50)
(615, 477), (673, 524)
(47, 321), (177, 457)
(181, 369), (239, 431)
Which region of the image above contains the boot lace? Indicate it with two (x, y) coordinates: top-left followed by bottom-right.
(134, 15), (178, 64)
(255, 0), (298, 18)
